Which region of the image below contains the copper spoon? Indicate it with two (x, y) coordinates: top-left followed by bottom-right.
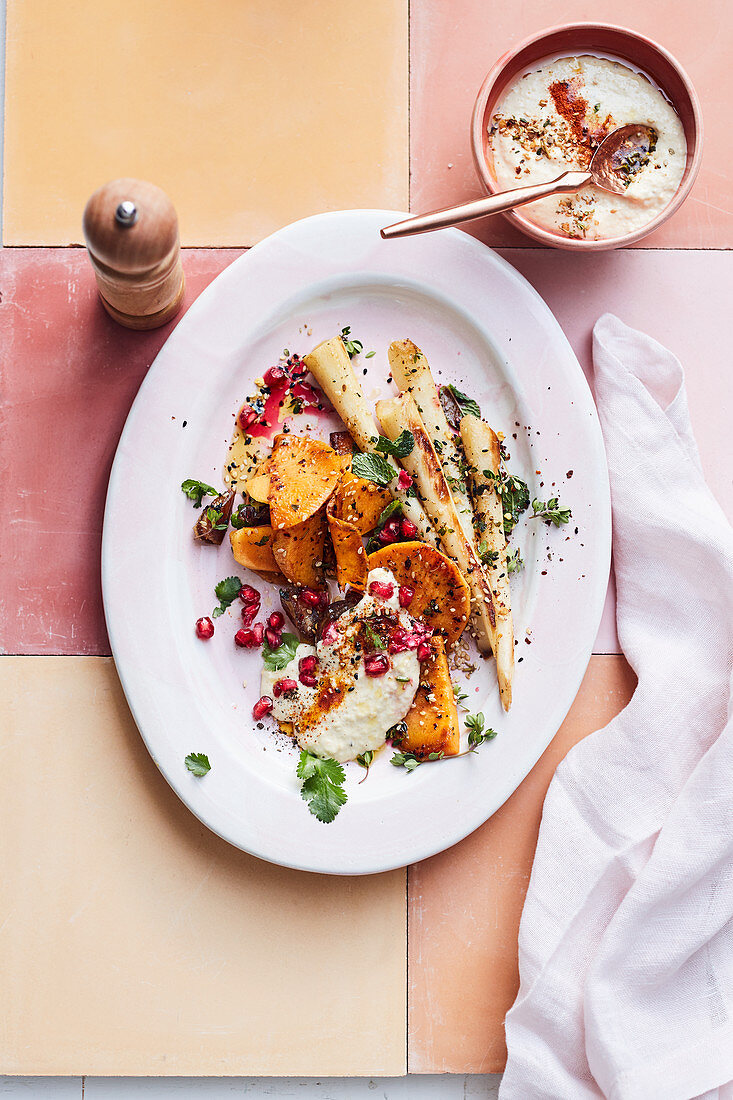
(381, 124), (657, 239)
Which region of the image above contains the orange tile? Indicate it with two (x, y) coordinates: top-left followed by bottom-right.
(0, 657), (407, 1075)
(410, 0), (729, 247)
(4, 0), (408, 246)
(407, 655), (637, 1073)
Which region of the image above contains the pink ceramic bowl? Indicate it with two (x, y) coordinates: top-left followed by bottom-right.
(470, 23), (703, 250)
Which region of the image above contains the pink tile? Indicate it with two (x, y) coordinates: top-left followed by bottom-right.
(0, 248), (242, 655)
(411, 0), (731, 248)
(498, 246), (733, 653)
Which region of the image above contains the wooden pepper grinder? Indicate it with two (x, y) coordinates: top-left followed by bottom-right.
(83, 178), (185, 330)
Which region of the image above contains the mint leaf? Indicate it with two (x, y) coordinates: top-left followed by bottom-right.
(374, 430), (414, 459)
(181, 478), (218, 509)
(445, 384), (481, 420)
(262, 632), (300, 671)
(185, 752), (211, 777)
(212, 575), (242, 618)
(297, 750), (348, 823)
(352, 451), (394, 487)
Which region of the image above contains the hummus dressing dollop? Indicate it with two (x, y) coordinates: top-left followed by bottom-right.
(260, 568), (421, 762)
(489, 55), (686, 240)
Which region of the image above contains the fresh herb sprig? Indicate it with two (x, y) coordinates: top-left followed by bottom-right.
(374, 430), (415, 459)
(443, 384), (481, 420)
(465, 711), (498, 749)
(531, 497), (572, 527)
(205, 505), (229, 531)
(185, 752), (211, 777)
(212, 576), (242, 618)
(340, 326), (363, 358)
(356, 750), (374, 783)
(181, 478), (218, 509)
(507, 547), (524, 574)
(262, 632), (300, 671)
(297, 750), (348, 823)
(452, 684), (469, 709)
(391, 712), (498, 770)
(351, 451), (394, 487)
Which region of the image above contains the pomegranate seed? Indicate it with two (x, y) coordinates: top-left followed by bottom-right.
(195, 616), (214, 640)
(300, 588), (320, 607)
(388, 627), (420, 654)
(239, 584), (260, 606)
(238, 405), (259, 431)
(369, 580), (394, 600)
(321, 621), (339, 645)
(299, 654), (318, 673)
(398, 585), (415, 608)
(273, 677), (298, 697)
(364, 654), (389, 677)
(318, 589), (330, 607)
(252, 622), (264, 645)
(397, 469), (413, 491)
(400, 519), (418, 539)
(299, 671), (318, 687)
(265, 627), (282, 649)
(388, 636), (410, 654)
(234, 629), (250, 648)
(263, 365), (287, 388)
(378, 524), (398, 545)
(268, 611), (285, 629)
(252, 696), (273, 720)
(241, 601), (259, 626)
(417, 641), (432, 662)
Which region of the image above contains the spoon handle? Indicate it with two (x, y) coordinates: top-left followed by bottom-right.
(381, 171), (591, 239)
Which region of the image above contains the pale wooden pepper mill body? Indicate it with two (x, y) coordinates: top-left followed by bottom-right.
(83, 178), (185, 330)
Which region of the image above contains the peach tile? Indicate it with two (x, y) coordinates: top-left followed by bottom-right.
(0, 248), (240, 656)
(411, 0), (730, 248)
(0, 656), (407, 1076)
(408, 655), (637, 1073)
(4, 0), (408, 246)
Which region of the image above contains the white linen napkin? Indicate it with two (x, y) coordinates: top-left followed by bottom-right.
(500, 314), (733, 1100)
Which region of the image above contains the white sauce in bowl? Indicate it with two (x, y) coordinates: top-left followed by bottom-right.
(488, 55), (686, 240)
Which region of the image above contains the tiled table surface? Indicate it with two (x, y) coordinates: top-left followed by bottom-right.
(2, 0), (731, 1090)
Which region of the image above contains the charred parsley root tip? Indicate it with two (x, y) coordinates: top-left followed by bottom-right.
(181, 478), (218, 508)
(185, 752), (211, 776)
(297, 751), (348, 823)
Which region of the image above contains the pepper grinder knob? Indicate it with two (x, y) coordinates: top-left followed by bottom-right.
(83, 178), (185, 330)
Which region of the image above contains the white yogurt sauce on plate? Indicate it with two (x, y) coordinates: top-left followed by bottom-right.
(489, 55), (686, 240)
(261, 568), (421, 762)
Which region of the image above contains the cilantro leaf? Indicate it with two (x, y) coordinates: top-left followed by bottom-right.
(445, 384), (481, 420)
(297, 750), (348, 823)
(185, 752), (211, 777)
(351, 451), (394, 487)
(340, 326), (364, 358)
(531, 497), (572, 527)
(212, 575), (242, 618)
(181, 478), (218, 509)
(374, 430), (415, 459)
(502, 474), (530, 537)
(262, 632), (300, 671)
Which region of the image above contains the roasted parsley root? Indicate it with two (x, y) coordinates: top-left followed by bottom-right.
(230, 525), (279, 573)
(401, 636), (460, 759)
(367, 541), (470, 646)
(193, 489), (235, 544)
(271, 508), (327, 588)
(279, 585), (327, 642)
(268, 433), (346, 530)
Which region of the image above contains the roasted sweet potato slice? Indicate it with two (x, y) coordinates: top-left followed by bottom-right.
(367, 541), (470, 645)
(230, 526), (279, 573)
(326, 496), (368, 590)
(268, 434), (346, 530)
(334, 470), (392, 534)
(271, 508), (327, 588)
(400, 636), (460, 759)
